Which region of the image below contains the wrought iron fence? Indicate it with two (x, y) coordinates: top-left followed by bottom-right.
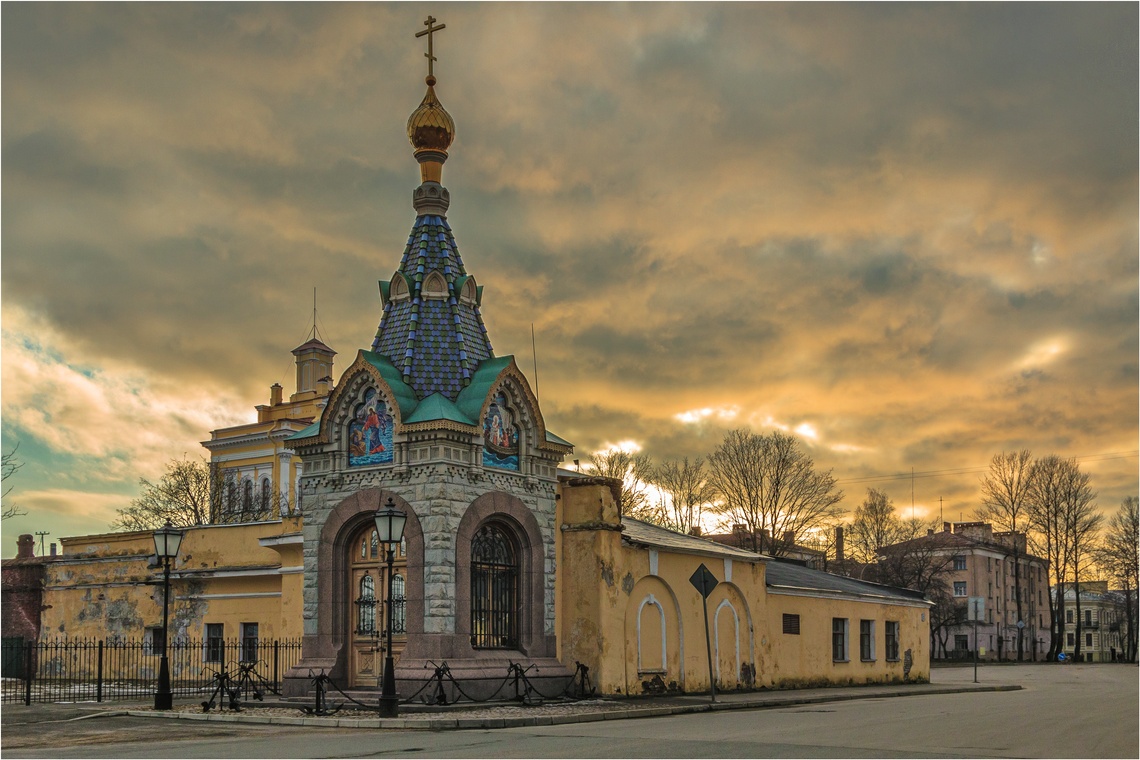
(0, 636), (303, 705)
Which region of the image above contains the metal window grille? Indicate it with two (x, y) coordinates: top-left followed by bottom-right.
(782, 613), (800, 635)
(470, 524), (518, 649)
(355, 575), (376, 634)
(391, 573), (407, 635)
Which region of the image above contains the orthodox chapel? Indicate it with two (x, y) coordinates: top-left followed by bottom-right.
(14, 22), (932, 699)
(280, 51), (574, 694)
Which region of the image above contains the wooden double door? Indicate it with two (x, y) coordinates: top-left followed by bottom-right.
(348, 523), (408, 688)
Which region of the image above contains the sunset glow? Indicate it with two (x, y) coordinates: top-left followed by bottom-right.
(1, 4), (1136, 546)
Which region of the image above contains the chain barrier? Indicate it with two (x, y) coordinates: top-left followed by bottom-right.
(294, 660), (589, 715)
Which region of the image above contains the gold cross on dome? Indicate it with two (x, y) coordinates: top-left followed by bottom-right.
(415, 16), (446, 79)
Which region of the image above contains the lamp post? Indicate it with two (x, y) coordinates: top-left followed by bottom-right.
(373, 496), (406, 718)
(152, 520), (184, 710)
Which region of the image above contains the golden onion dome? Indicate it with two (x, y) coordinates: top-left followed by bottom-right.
(407, 75), (455, 154)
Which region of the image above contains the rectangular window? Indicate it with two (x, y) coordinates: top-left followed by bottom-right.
(953, 555), (967, 571)
(241, 622), (259, 663)
(1066, 610), (1074, 624)
(1085, 633), (1093, 647)
(205, 623), (224, 663)
(859, 620), (875, 661)
(1085, 610), (1092, 626)
(954, 581), (967, 597)
(885, 621), (900, 661)
(954, 635), (969, 652)
(146, 626), (164, 655)
(832, 618), (848, 662)
(1067, 632), (1075, 646)
(782, 613), (801, 635)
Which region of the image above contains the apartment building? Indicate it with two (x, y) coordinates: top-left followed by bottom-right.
(1056, 580), (1134, 663)
(883, 521), (1052, 660)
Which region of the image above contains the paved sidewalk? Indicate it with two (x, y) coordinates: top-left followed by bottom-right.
(2, 680), (1019, 733)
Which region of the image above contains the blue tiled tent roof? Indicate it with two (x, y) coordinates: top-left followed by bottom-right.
(372, 215), (494, 401)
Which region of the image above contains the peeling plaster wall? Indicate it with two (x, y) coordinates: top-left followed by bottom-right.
(38, 520), (303, 643)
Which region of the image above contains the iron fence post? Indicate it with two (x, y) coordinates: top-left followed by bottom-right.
(273, 641), (279, 689)
(97, 640), (104, 702)
(23, 640), (32, 706)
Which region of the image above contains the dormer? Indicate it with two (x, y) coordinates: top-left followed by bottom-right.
(422, 270), (448, 300)
(455, 275), (478, 305)
(390, 272), (412, 303)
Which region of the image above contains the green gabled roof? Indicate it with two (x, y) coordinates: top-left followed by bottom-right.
(455, 356), (515, 422)
(545, 430), (573, 447)
(404, 392), (476, 426)
(362, 351), (419, 419)
(287, 421), (321, 441)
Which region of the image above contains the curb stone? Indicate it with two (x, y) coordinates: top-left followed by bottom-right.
(105, 684), (1021, 731)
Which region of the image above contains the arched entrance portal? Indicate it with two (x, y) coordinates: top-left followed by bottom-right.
(347, 522), (408, 688)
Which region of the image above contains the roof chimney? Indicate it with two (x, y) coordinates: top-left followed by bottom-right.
(835, 526), (845, 563)
(688, 526), (702, 537)
(270, 383), (283, 406)
(783, 530), (795, 545)
(16, 534), (34, 559)
(49, 542), (57, 557)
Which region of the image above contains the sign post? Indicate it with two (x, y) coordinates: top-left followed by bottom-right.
(967, 596), (985, 684)
(689, 563), (719, 703)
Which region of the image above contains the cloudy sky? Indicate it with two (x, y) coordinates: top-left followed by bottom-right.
(2, 3), (1137, 548)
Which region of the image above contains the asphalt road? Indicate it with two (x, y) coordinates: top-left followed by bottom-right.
(4, 664), (1137, 759)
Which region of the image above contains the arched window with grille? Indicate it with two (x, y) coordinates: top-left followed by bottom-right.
(242, 479), (254, 513)
(260, 479), (272, 512)
(355, 574), (376, 634)
(470, 523), (518, 649)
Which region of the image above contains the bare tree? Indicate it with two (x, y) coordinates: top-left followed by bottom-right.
(113, 456), (220, 531)
(1093, 497), (1139, 661)
(975, 450), (1034, 660)
(2, 442), (28, 521)
(848, 488), (909, 564)
(707, 429), (843, 557)
(1027, 455), (1099, 660)
(652, 457), (713, 534)
(1062, 466), (1101, 662)
(587, 449), (661, 524)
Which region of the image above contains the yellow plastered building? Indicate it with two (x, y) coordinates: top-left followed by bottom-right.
(557, 477), (930, 694)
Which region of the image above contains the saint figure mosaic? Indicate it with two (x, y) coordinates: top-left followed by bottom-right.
(482, 391), (519, 471)
(348, 388), (394, 466)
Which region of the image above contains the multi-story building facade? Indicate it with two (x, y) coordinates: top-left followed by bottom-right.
(1056, 580), (1134, 662)
(883, 521), (1052, 661)
(201, 335), (336, 522)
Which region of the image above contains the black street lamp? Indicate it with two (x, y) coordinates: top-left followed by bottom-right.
(373, 496), (407, 718)
(152, 520), (184, 710)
